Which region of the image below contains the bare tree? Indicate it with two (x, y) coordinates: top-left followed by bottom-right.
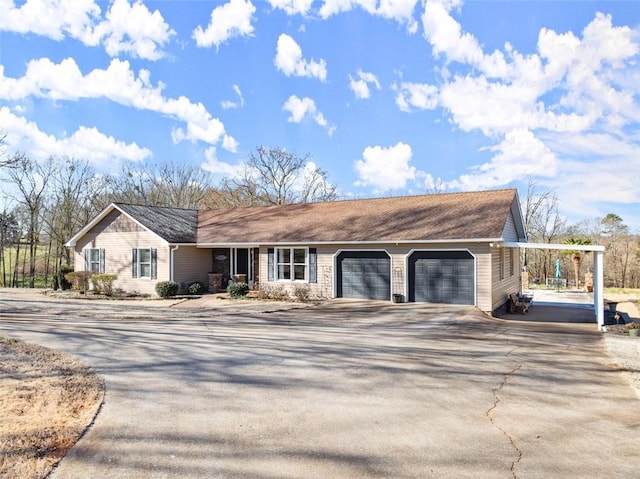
(43, 157), (106, 267)
(220, 147), (337, 206)
(107, 161), (214, 208)
(0, 131), (21, 169)
(521, 178), (567, 284)
(5, 155), (52, 287)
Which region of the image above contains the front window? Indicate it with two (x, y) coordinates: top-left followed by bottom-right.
(87, 248), (101, 273)
(275, 247), (308, 281)
(133, 248), (153, 278)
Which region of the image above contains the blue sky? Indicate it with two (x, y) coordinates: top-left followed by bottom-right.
(1, 0), (639, 231)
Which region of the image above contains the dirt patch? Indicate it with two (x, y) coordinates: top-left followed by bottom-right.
(0, 338), (104, 479)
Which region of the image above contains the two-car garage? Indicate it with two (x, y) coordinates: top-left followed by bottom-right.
(336, 250), (475, 305)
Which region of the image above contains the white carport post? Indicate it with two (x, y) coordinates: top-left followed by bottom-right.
(593, 250), (605, 330)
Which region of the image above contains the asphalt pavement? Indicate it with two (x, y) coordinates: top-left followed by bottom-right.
(1, 289), (639, 478)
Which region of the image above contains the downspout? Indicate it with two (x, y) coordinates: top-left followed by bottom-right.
(170, 245), (180, 282)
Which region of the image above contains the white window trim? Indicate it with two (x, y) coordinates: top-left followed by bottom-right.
(134, 247), (153, 279)
(274, 247), (309, 282)
(87, 248), (102, 273)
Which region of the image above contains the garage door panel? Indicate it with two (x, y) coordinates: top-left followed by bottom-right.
(410, 251), (475, 305)
(338, 252), (390, 300)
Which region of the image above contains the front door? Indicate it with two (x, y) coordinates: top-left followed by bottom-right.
(235, 248), (249, 282)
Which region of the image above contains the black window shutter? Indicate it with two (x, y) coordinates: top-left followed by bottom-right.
(151, 248), (157, 279)
(309, 248), (317, 283)
(84, 249), (90, 271)
(100, 249), (105, 274)
(132, 249), (138, 278)
(267, 248), (274, 281)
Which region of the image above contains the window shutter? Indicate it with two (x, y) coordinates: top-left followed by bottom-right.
(99, 249), (105, 274)
(132, 249), (138, 278)
(84, 249), (90, 271)
(309, 248), (317, 283)
(267, 248), (274, 281)
(151, 248), (157, 279)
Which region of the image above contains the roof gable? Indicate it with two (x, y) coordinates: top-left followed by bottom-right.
(115, 203), (197, 243)
(197, 189), (523, 244)
(66, 203), (197, 247)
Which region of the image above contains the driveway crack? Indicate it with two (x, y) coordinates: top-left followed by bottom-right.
(487, 357), (523, 479)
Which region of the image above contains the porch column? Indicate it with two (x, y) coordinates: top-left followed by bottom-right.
(593, 250), (605, 330)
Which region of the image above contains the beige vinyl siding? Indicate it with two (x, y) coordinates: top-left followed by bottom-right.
(490, 246), (521, 311)
(173, 247), (212, 292)
(502, 212), (520, 242)
(259, 242), (495, 310)
(72, 210), (169, 296)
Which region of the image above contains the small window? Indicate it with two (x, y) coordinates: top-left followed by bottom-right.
(84, 248), (104, 273)
(132, 248), (157, 279)
(275, 247), (308, 281)
(499, 249), (505, 281)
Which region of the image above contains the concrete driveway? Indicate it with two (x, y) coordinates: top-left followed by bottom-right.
(1, 290), (639, 478)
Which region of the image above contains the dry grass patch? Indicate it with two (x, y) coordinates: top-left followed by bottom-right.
(0, 337), (104, 479)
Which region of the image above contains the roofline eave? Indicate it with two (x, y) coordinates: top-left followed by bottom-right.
(195, 237), (506, 248)
(502, 241), (605, 252)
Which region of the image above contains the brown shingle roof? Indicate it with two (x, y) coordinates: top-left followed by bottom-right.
(197, 189), (519, 244)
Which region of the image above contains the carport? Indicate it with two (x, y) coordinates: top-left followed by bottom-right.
(503, 242), (606, 330)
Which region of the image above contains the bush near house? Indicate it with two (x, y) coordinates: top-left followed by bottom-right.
(227, 281), (249, 298)
(64, 271), (92, 294)
(188, 281), (205, 295)
(256, 284), (290, 301)
(155, 281), (179, 298)
(293, 284), (311, 302)
(91, 274), (117, 296)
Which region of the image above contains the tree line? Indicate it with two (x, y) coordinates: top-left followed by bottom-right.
(523, 179), (640, 289)
(1, 132), (638, 290)
(0, 139), (336, 288)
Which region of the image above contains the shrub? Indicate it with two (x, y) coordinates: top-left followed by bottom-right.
(64, 271), (92, 294)
(155, 281), (179, 298)
(57, 265), (74, 291)
(257, 284), (290, 301)
(188, 281), (205, 295)
(92, 274), (117, 296)
(293, 284), (311, 302)
(227, 281), (249, 298)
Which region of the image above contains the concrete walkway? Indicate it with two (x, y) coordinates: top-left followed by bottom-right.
(1, 290), (639, 478)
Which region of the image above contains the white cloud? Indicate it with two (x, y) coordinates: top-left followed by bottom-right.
(319, 0), (419, 33)
(193, 0), (256, 49)
(0, 57), (234, 149)
(201, 147), (243, 176)
(274, 34), (327, 81)
(0, 106), (151, 169)
(416, 0), (640, 203)
(267, 0), (314, 15)
(394, 82), (439, 112)
(0, 0), (174, 60)
(450, 129), (557, 191)
(354, 142), (416, 191)
(221, 84), (245, 109)
(283, 95), (335, 135)
(349, 70), (381, 99)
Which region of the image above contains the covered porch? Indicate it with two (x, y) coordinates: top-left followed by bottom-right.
(204, 246), (260, 292)
(503, 242), (607, 330)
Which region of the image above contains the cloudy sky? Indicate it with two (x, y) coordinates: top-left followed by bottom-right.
(1, 0), (639, 230)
